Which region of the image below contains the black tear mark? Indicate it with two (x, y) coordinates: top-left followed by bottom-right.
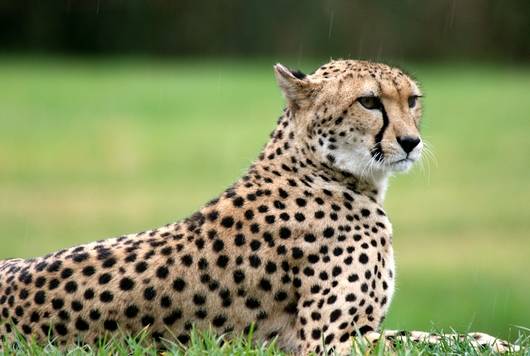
(371, 103), (389, 162)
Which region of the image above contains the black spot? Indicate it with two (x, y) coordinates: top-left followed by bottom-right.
(250, 223), (260, 233)
(207, 210), (219, 221)
(73, 253), (89, 263)
(245, 298), (260, 309)
(279, 227), (291, 239)
(359, 253), (369, 264)
(71, 300), (83, 311)
(195, 309), (208, 319)
(125, 253), (137, 263)
(119, 277), (135, 291)
(274, 200), (286, 210)
(220, 216), (234, 228)
(52, 298), (64, 310)
(234, 233), (246, 246)
(47, 261), (62, 272)
(216, 255), (229, 268)
(212, 239), (224, 252)
(304, 234), (316, 243)
(144, 287), (156, 300)
(323, 227), (334, 238)
(274, 291), (288, 301)
(135, 261), (148, 273)
(75, 318), (89, 331)
(294, 213), (305, 222)
(296, 198), (307, 207)
(15, 306), (24, 317)
(265, 215), (275, 224)
(34, 291), (46, 304)
(100, 291), (114, 303)
(193, 294), (206, 305)
(173, 278), (186, 292)
(163, 309), (182, 325)
(195, 238), (205, 250)
(98, 273), (112, 285)
(249, 255), (261, 268)
(64, 281), (78, 293)
(161, 246), (173, 255)
(292, 248), (304, 259)
(265, 261), (277, 274)
(250, 239), (261, 251)
(19, 289), (29, 300)
(233, 270), (245, 284)
(212, 315), (227, 327)
(232, 196), (245, 208)
(340, 332), (350, 342)
(141, 315), (155, 326)
(102, 257), (117, 268)
(104, 319), (118, 331)
(259, 278), (272, 291)
(311, 328), (321, 340)
(330, 309), (342, 322)
(55, 323), (68, 336)
(361, 209), (371, 217)
(348, 273), (359, 283)
(278, 188), (289, 198)
(181, 255), (193, 266)
(244, 210), (254, 220)
(198, 258), (208, 270)
(58, 310), (69, 321)
(125, 305), (139, 318)
(344, 293), (356, 303)
(60, 268), (73, 279)
(358, 325), (373, 335)
(82, 266), (96, 276)
(177, 334), (190, 344)
(156, 266), (169, 279)
(84, 289), (95, 299)
(89, 309), (101, 320)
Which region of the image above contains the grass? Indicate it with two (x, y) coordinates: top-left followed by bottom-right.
(0, 57), (529, 353)
(1, 325), (529, 355)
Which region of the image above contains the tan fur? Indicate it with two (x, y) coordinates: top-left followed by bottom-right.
(0, 60), (516, 354)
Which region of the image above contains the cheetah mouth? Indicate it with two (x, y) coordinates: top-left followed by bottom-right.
(390, 158), (413, 165)
(387, 157), (416, 171)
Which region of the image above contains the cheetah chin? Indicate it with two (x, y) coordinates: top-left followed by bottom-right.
(0, 59), (518, 355)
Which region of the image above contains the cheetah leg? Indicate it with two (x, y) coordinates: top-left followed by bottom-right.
(361, 330), (520, 353)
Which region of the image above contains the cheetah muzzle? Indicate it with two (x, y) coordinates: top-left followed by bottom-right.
(0, 60), (519, 354)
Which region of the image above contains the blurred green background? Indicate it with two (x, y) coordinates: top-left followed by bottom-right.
(0, 0), (529, 342)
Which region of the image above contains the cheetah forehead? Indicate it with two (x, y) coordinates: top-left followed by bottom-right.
(308, 59), (420, 95)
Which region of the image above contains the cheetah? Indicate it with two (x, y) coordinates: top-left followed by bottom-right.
(0, 60), (518, 354)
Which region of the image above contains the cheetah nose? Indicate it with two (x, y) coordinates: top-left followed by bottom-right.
(396, 136), (421, 154)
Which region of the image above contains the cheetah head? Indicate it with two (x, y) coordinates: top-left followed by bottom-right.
(274, 59), (423, 180)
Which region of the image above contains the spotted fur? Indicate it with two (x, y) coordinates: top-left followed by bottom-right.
(0, 60), (517, 354)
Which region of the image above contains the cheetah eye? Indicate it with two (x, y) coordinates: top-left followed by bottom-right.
(358, 96), (382, 110)
(408, 95), (420, 108)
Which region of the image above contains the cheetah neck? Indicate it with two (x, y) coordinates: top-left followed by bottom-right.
(251, 111), (388, 205)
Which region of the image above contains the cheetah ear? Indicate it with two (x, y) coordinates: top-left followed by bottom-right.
(274, 63), (317, 109)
